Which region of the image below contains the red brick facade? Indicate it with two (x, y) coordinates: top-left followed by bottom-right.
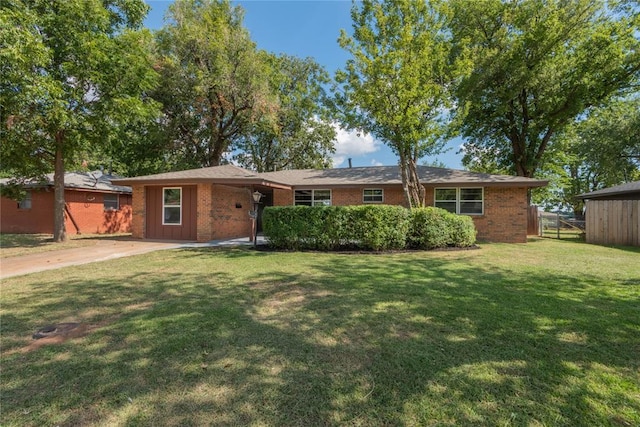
(0, 189), (132, 235)
(269, 185), (529, 243)
(130, 183), (253, 242)
(127, 183), (530, 243)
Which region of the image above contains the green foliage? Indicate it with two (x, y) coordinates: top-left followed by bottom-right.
(452, 0), (640, 178)
(347, 205), (409, 251)
(264, 205), (475, 251)
(234, 54), (337, 172)
(408, 207), (477, 249)
(0, 0), (159, 241)
(152, 0), (273, 169)
(263, 205), (408, 251)
(335, 0), (454, 207)
(533, 97), (640, 214)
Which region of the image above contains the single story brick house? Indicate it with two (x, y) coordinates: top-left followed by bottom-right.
(111, 164), (547, 243)
(0, 171), (132, 235)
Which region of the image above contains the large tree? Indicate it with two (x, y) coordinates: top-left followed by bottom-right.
(153, 0), (273, 169)
(234, 54), (336, 172)
(451, 0), (640, 179)
(534, 97), (640, 215)
(335, 0), (453, 207)
(0, 0), (158, 242)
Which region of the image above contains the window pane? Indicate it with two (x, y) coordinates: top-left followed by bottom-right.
(460, 201), (483, 214)
(314, 190), (331, 200)
(164, 188), (181, 205)
(164, 207), (181, 224)
(435, 188), (457, 201)
(294, 190), (312, 206)
(460, 188), (483, 201)
(364, 189), (383, 202)
(435, 201), (456, 213)
(18, 192), (32, 209)
(104, 194), (118, 210)
(313, 190), (331, 206)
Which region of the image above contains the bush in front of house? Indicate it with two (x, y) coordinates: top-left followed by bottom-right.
(263, 205), (476, 251)
(347, 205), (409, 251)
(263, 205), (409, 251)
(407, 207), (477, 249)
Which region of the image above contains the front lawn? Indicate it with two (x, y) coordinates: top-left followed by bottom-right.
(1, 239), (639, 426)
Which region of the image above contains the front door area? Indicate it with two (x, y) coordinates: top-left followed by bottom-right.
(145, 185), (197, 240)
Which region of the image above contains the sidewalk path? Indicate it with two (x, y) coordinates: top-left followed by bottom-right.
(1, 236), (265, 279)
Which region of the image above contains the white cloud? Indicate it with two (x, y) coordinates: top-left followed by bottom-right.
(370, 159), (384, 166)
(331, 124), (381, 167)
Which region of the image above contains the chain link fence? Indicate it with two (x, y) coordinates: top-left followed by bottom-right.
(538, 211), (586, 240)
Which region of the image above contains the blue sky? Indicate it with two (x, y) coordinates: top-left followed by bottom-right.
(144, 1), (464, 169)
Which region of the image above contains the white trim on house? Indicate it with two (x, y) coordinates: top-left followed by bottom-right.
(162, 187), (182, 225)
(435, 187), (484, 215)
(363, 188), (384, 203)
(294, 189), (332, 206)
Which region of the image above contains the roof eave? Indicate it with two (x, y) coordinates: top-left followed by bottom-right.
(111, 177), (292, 190)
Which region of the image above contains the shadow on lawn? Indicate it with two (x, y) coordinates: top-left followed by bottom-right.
(1, 249), (638, 426)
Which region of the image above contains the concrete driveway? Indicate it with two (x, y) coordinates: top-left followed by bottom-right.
(0, 236), (264, 279)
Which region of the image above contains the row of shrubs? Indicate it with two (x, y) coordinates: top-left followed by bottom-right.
(262, 205), (477, 251)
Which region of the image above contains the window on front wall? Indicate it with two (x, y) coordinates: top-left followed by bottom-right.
(103, 194), (119, 211)
(18, 191), (32, 209)
(363, 188), (384, 203)
(435, 187), (483, 215)
(163, 187), (182, 225)
(294, 189), (331, 206)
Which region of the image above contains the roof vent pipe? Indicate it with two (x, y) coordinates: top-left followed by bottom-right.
(348, 158), (352, 168)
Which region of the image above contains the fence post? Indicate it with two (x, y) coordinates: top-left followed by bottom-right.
(557, 212), (560, 239)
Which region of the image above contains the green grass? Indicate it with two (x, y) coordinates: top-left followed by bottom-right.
(1, 238), (639, 426)
(0, 233), (132, 258)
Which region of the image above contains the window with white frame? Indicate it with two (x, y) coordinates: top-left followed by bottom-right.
(435, 188), (483, 215)
(18, 191), (32, 209)
(363, 188), (384, 203)
(103, 194), (119, 210)
(294, 189), (331, 206)
(163, 187), (182, 225)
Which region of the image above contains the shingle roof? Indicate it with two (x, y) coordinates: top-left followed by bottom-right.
(111, 164), (547, 188)
(111, 164), (292, 188)
(578, 181), (640, 199)
(1, 171), (131, 193)
(260, 165), (547, 188)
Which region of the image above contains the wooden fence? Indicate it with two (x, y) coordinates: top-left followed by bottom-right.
(585, 199), (640, 246)
(527, 205), (539, 235)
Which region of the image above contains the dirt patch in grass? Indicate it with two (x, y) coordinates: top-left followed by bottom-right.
(8, 301), (154, 355)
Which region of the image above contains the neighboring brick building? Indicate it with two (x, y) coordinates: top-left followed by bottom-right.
(113, 164), (547, 243)
(0, 171), (132, 235)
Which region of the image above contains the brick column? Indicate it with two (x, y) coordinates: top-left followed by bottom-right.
(197, 183), (214, 242)
(131, 185), (145, 239)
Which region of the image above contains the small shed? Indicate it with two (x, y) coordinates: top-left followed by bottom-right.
(578, 181), (640, 247)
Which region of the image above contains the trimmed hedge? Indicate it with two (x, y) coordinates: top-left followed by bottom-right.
(407, 207), (477, 249)
(263, 205), (476, 251)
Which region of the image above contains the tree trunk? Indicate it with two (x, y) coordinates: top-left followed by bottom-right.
(398, 149), (425, 208)
(53, 132), (67, 242)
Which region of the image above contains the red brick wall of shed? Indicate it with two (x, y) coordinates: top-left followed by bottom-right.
(209, 184), (252, 241)
(1, 190), (131, 234)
